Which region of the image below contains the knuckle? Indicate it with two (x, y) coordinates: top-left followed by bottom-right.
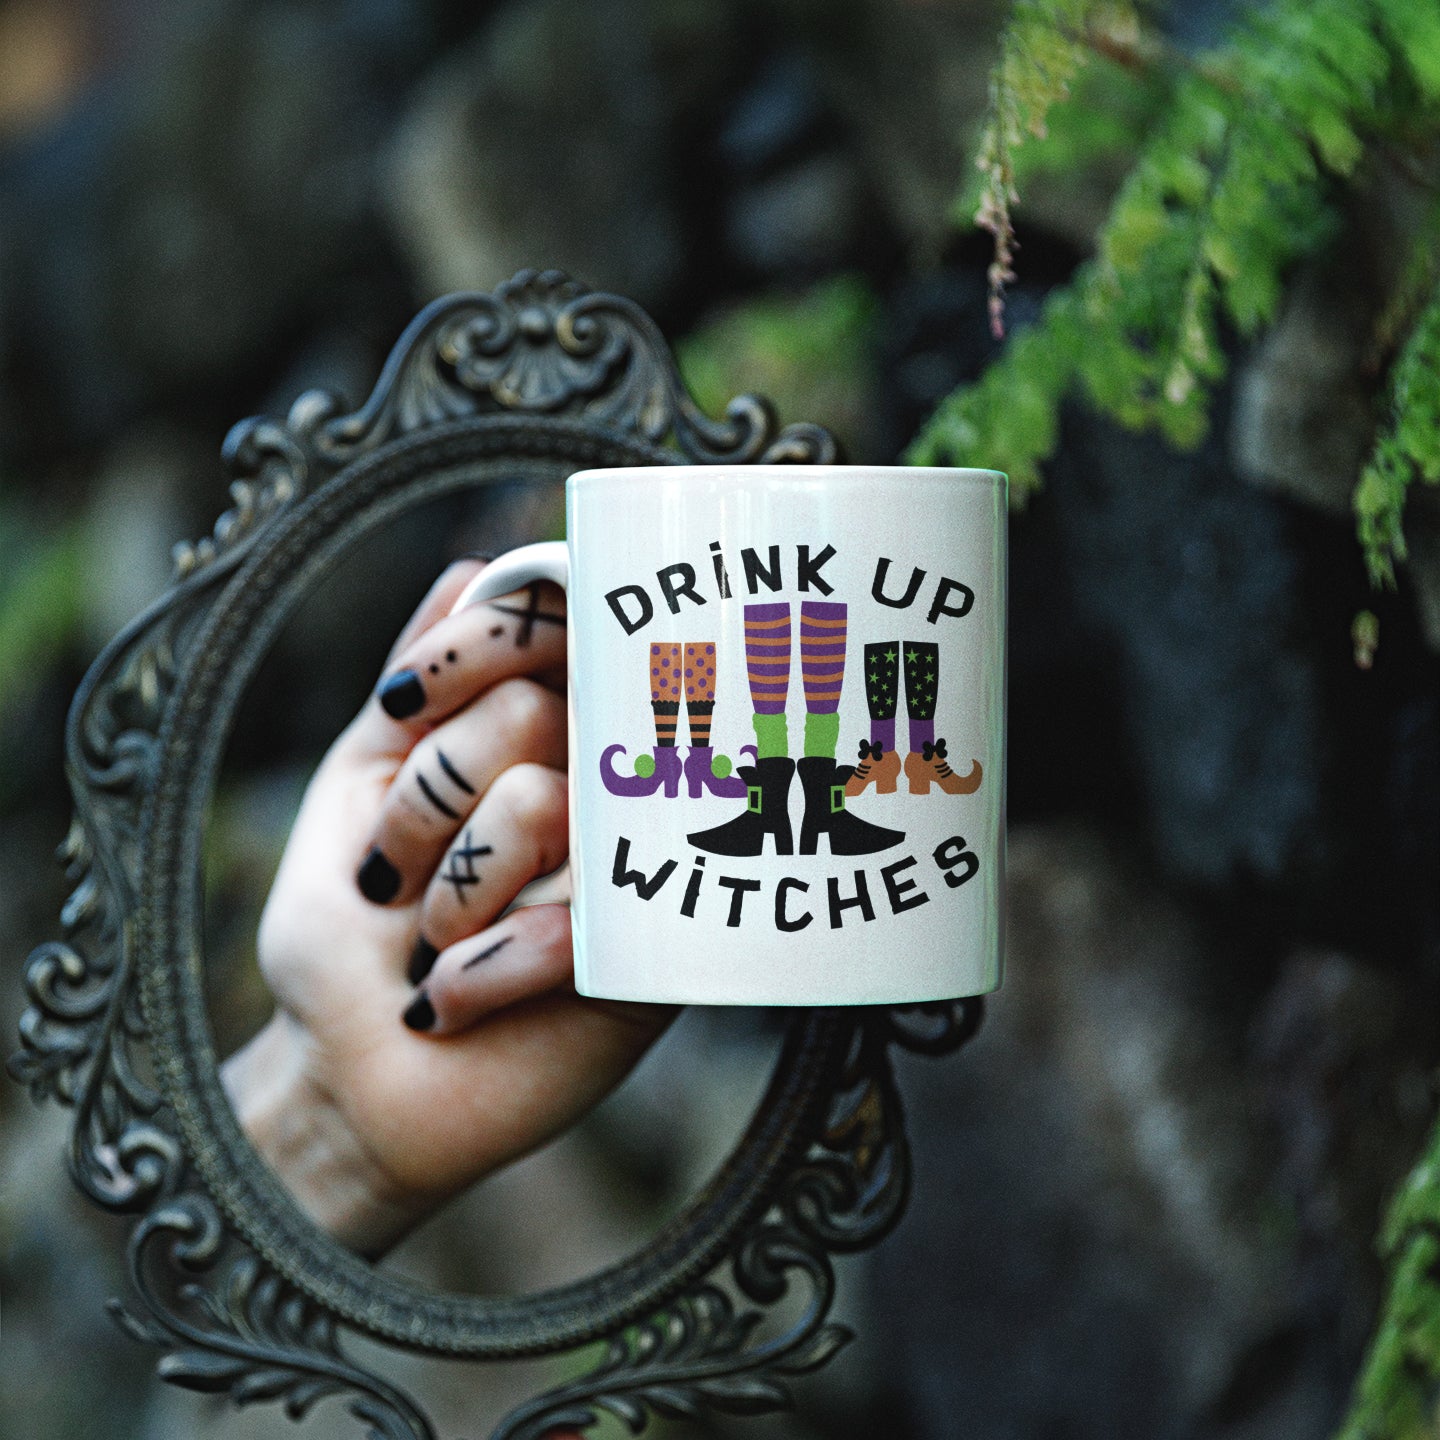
(515, 900), (572, 956)
(491, 677), (560, 749)
(491, 762), (566, 833)
(405, 733), (441, 782)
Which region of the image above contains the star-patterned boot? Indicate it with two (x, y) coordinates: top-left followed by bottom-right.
(846, 641), (902, 797)
(902, 640), (982, 796)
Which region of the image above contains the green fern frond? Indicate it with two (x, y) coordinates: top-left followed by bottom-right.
(1370, 0), (1440, 103)
(952, 52), (1171, 236)
(907, 287), (1084, 502)
(1337, 1114), (1440, 1440)
(911, 0), (1413, 517)
(970, 0), (1149, 336)
(1355, 281), (1440, 586)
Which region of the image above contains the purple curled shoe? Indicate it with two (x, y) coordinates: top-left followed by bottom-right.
(684, 746), (748, 799)
(600, 743), (684, 797)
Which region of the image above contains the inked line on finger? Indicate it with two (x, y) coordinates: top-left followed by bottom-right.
(461, 935), (514, 971)
(416, 773), (461, 819)
(437, 749), (475, 794)
(487, 582), (565, 649)
(444, 829), (491, 903)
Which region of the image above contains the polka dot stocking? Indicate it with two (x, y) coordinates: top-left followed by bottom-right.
(684, 642), (719, 745)
(647, 641), (682, 745)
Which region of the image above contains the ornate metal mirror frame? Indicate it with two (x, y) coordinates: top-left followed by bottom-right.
(10, 271), (982, 1440)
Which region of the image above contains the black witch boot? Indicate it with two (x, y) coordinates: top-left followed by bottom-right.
(797, 757), (905, 856)
(687, 756), (795, 857)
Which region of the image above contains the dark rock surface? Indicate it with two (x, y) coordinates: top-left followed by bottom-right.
(0, 0), (443, 465)
(872, 829), (1431, 1440)
(383, 0), (691, 311)
(879, 246), (1440, 963)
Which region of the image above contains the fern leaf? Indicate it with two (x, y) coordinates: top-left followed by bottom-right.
(1336, 1118), (1440, 1440)
(972, 0), (1149, 336)
(913, 0), (1409, 513)
(1355, 281), (1440, 587)
(1370, 0), (1440, 102)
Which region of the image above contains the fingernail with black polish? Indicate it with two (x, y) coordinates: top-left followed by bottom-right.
(356, 847), (402, 905)
(408, 936), (439, 986)
(378, 669), (425, 720)
(402, 991), (436, 1032)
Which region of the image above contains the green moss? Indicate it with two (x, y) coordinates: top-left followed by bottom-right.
(0, 500), (84, 769)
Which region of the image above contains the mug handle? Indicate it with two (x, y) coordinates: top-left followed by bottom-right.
(448, 542), (570, 615)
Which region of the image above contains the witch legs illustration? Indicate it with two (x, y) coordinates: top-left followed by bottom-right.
(846, 640), (982, 797)
(687, 601), (904, 857)
(600, 642), (748, 798)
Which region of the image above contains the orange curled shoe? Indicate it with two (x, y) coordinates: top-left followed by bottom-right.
(844, 738), (902, 797)
(904, 739), (982, 795)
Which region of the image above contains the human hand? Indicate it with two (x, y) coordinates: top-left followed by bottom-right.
(221, 558), (673, 1257)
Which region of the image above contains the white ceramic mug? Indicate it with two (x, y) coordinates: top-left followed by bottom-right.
(454, 465), (1007, 1005)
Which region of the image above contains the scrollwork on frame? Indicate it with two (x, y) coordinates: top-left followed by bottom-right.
(491, 1276), (851, 1440)
(11, 589), (239, 1213)
(883, 996), (986, 1057)
(488, 1003), (986, 1440)
(113, 1192), (435, 1440)
(254, 270), (842, 483)
(9, 272), (977, 1440)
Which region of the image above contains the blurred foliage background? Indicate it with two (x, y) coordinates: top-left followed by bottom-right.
(1, 1), (1438, 1438)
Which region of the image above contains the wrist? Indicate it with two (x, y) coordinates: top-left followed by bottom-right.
(220, 1013), (421, 1258)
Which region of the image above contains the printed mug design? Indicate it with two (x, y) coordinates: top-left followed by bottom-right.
(598, 642), (750, 800)
(850, 641), (983, 798)
(452, 472), (1005, 1000)
(597, 598), (982, 858)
